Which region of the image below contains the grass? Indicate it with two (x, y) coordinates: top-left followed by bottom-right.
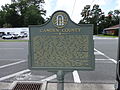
(0, 39), (28, 42)
(97, 35), (118, 38)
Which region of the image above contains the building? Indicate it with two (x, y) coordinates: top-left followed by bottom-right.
(103, 25), (120, 36)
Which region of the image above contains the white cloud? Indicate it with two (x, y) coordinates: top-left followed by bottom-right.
(44, 0), (111, 23)
(54, 0), (74, 18)
(71, 0), (91, 23)
(1, 0), (118, 23)
(45, 0), (94, 23)
(93, 0), (108, 6)
(44, 0), (54, 17)
(44, 0), (75, 21)
(115, 0), (120, 9)
(0, 0), (11, 8)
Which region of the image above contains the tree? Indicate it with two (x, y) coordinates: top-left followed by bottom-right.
(23, 5), (45, 26)
(3, 23), (12, 28)
(0, 11), (6, 27)
(0, 0), (46, 27)
(17, 0), (46, 26)
(1, 4), (21, 27)
(113, 10), (120, 23)
(80, 5), (91, 24)
(106, 10), (120, 26)
(79, 4), (104, 34)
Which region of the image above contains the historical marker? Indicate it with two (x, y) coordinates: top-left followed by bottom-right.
(29, 10), (95, 71)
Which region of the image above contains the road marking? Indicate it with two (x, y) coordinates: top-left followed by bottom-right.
(104, 55), (117, 64)
(95, 59), (114, 63)
(0, 60), (26, 69)
(0, 48), (116, 82)
(36, 48), (116, 83)
(41, 70), (82, 83)
(0, 69), (30, 81)
(0, 48), (24, 50)
(94, 48), (105, 56)
(94, 48), (117, 64)
(41, 74), (57, 82)
(94, 52), (100, 55)
(93, 37), (118, 40)
(95, 59), (112, 61)
(72, 70), (81, 83)
(0, 59), (23, 61)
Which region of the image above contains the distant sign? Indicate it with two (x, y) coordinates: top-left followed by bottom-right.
(29, 10), (95, 71)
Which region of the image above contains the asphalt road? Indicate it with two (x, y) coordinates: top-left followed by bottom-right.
(79, 38), (117, 83)
(0, 37), (118, 84)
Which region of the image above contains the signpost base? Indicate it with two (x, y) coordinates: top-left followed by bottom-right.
(57, 70), (65, 90)
(117, 83), (120, 90)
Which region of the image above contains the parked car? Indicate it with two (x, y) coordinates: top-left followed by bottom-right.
(2, 34), (13, 39)
(0, 32), (5, 37)
(19, 33), (28, 38)
(12, 34), (19, 39)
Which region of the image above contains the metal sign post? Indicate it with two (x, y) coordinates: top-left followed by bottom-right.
(57, 70), (65, 90)
(28, 10), (95, 90)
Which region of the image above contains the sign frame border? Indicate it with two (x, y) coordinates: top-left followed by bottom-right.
(28, 10), (95, 71)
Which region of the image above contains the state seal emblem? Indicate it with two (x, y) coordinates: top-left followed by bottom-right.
(52, 12), (68, 28)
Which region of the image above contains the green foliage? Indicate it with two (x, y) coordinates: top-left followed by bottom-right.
(1, 4), (21, 27)
(97, 35), (118, 38)
(0, 11), (6, 27)
(0, 0), (46, 27)
(79, 4), (104, 34)
(79, 4), (120, 35)
(3, 23), (12, 28)
(22, 5), (45, 26)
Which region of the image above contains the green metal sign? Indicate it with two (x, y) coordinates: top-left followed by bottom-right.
(29, 10), (95, 71)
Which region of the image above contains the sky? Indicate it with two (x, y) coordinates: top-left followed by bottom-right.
(0, 0), (120, 23)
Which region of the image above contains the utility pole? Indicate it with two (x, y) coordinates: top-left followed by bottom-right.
(116, 16), (120, 90)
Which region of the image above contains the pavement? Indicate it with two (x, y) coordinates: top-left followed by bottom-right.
(0, 82), (11, 90)
(0, 35), (118, 90)
(0, 82), (115, 90)
(46, 83), (115, 90)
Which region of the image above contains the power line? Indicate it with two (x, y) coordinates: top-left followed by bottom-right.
(91, 0), (96, 5)
(71, 0), (96, 18)
(71, 0), (76, 17)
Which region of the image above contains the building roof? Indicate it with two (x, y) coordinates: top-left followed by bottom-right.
(104, 24), (120, 30)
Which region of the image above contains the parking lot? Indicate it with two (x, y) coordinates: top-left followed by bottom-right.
(0, 36), (118, 85)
